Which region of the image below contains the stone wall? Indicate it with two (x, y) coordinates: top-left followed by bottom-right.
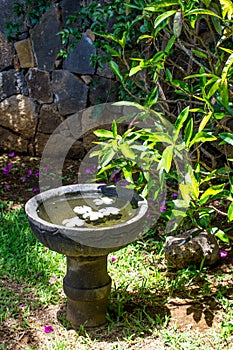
(0, 0), (117, 156)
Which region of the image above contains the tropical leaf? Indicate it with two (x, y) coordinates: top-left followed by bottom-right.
(221, 53), (233, 82)
(119, 142), (136, 160)
(154, 10), (176, 31)
(219, 132), (233, 146)
(109, 61), (123, 82)
(158, 145), (173, 172)
(173, 10), (182, 37)
(228, 201), (233, 221)
(94, 129), (114, 138)
(198, 112), (213, 132)
(174, 106), (190, 140)
(185, 9), (221, 19)
(219, 0), (233, 19)
(189, 132), (217, 148)
(199, 184), (225, 202)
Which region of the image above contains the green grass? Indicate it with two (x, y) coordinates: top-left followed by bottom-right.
(1, 203), (233, 349)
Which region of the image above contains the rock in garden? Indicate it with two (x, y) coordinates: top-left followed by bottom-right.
(164, 229), (220, 269)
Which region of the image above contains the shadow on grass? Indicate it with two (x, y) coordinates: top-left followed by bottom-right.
(57, 289), (170, 341)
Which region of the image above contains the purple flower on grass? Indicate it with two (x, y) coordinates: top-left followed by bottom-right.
(110, 256), (117, 262)
(44, 325), (54, 333)
(26, 169), (33, 176)
(85, 168), (93, 174)
(220, 250), (228, 259)
(35, 272), (43, 279)
(8, 152), (15, 157)
(159, 200), (167, 213)
(33, 187), (39, 194)
(49, 277), (57, 284)
(20, 303), (26, 307)
(5, 185), (10, 190)
(22, 177), (27, 182)
(172, 193), (178, 199)
(35, 171), (40, 177)
(3, 164), (13, 174)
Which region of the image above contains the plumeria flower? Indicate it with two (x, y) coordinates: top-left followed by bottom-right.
(99, 207), (120, 216)
(44, 325), (54, 333)
(62, 217), (85, 227)
(83, 211), (104, 221)
(93, 197), (114, 206)
(103, 207), (120, 215)
(73, 205), (92, 215)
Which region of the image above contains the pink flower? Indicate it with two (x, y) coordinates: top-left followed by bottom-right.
(220, 250), (228, 259)
(49, 277), (57, 284)
(110, 256), (117, 262)
(159, 200), (167, 213)
(20, 303), (26, 307)
(44, 325), (54, 333)
(85, 168), (93, 174)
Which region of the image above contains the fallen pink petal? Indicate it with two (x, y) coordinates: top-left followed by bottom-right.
(110, 256), (117, 262)
(44, 325), (54, 333)
(220, 250), (228, 259)
(49, 277), (57, 284)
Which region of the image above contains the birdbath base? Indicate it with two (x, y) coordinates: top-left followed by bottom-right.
(63, 255), (111, 327)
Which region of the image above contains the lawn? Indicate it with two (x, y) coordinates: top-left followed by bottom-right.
(1, 152), (233, 349)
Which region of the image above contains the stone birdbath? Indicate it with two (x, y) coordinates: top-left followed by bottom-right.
(25, 183), (148, 328)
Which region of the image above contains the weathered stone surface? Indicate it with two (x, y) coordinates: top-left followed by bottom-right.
(15, 71), (29, 95)
(0, 0), (24, 33)
(25, 69), (53, 103)
(52, 70), (88, 116)
(35, 132), (85, 158)
(0, 95), (37, 138)
(64, 33), (96, 75)
(0, 70), (19, 101)
(0, 126), (28, 153)
(60, 0), (81, 25)
(38, 104), (63, 134)
(164, 229), (220, 269)
(97, 61), (115, 79)
(89, 76), (118, 105)
(14, 38), (35, 68)
(30, 5), (61, 71)
(0, 32), (14, 70)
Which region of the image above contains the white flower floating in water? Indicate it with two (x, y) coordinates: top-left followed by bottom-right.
(83, 211), (104, 221)
(73, 205), (92, 215)
(72, 204), (121, 222)
(93, 197), (114, 206)
(99, 207), (120, 215)
(62, 217), (85, 227)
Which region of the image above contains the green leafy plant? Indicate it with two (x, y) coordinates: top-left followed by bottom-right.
(5, 0), (53, 41)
